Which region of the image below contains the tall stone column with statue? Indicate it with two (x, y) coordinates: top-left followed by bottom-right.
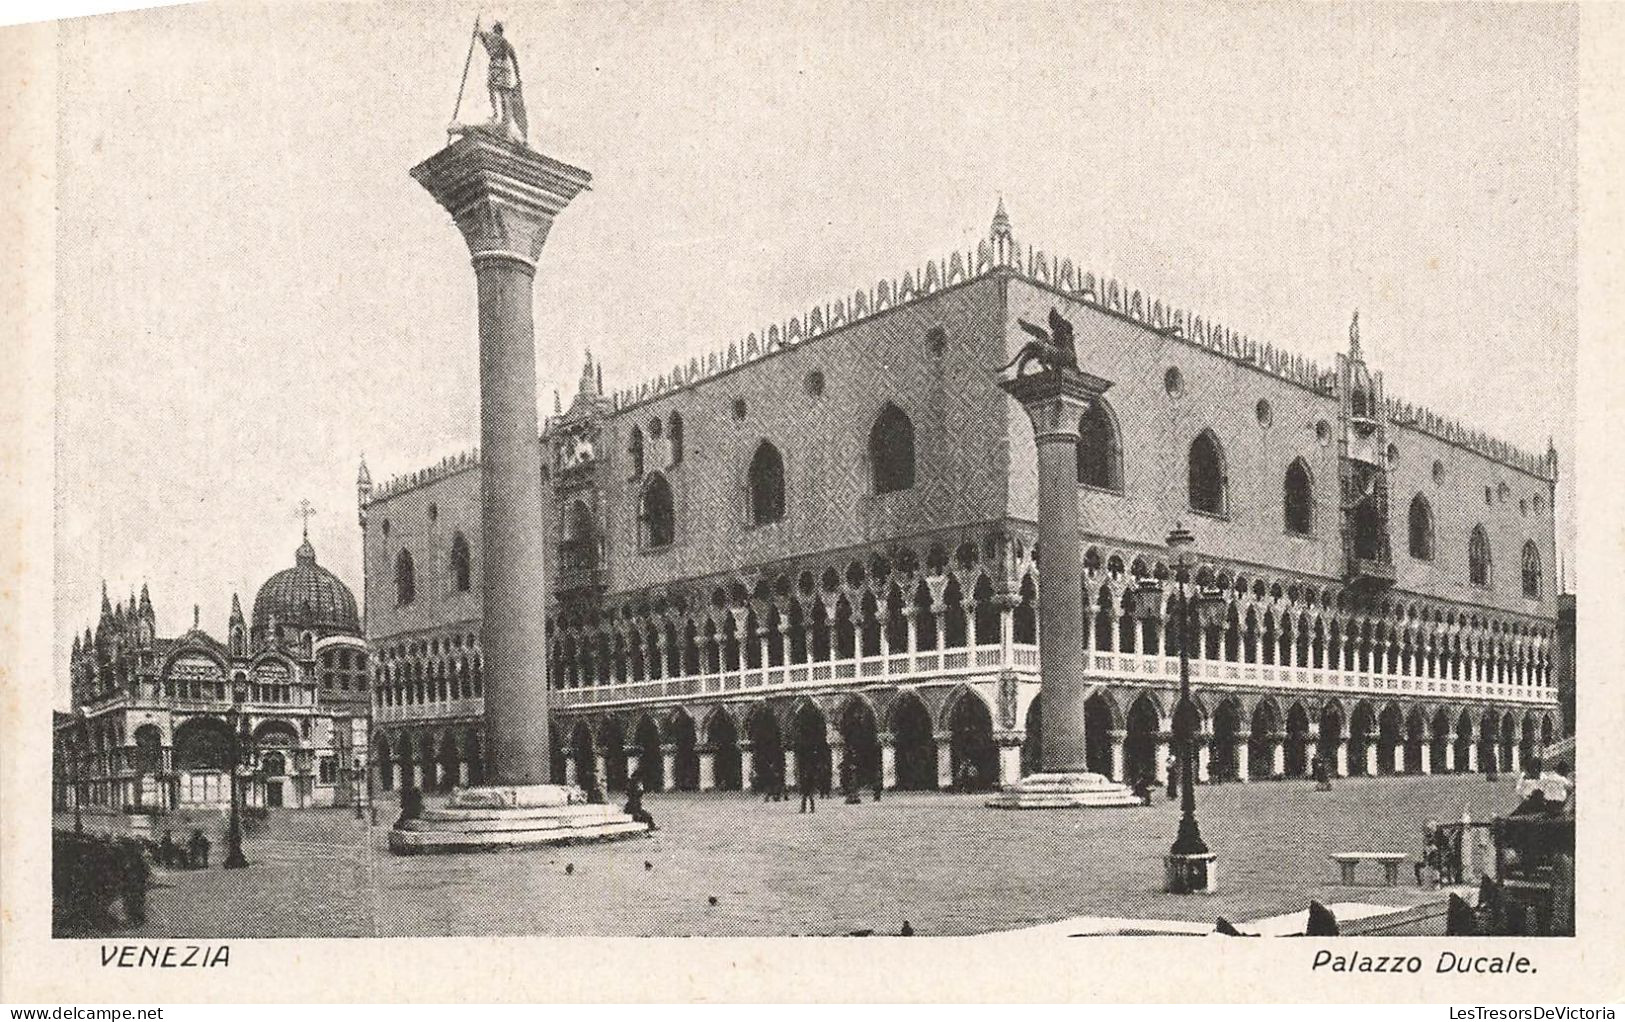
(987, 308), (1139, 809)
(390, 21), (647, 852)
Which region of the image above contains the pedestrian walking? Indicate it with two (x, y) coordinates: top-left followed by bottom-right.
(799, 760), (817, 814)
(188, 828), (210, 869)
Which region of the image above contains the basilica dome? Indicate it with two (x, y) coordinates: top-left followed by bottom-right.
(252, 538), (361, 641)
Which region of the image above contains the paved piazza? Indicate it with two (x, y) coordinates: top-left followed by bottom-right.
(90, 775), (1523, 938)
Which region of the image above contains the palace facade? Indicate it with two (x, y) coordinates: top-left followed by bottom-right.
(55, 535), (373, 812)
(360, 206), (1563, 798)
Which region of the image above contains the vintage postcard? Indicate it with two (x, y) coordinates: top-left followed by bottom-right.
(2, 0), (1623, 1004)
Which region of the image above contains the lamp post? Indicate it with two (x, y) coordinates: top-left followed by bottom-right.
(353, 757), (366, 821)
(1150, 524), (1224, 892)
(223, 679), (250, 869)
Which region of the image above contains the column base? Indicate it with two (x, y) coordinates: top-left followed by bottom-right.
(1164, 852), (1219, 894)
(388, 784), (650, 854)
(985, 771), (1140, 809)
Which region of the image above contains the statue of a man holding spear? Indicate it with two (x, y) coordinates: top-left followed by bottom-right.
(449, 16), (529, 145)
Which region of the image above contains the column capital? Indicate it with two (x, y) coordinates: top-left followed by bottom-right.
(999, 366), (1114, 441)
(411, 133), (592, 268)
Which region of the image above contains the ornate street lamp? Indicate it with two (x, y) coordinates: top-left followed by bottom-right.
(223, 677), (250, 869)
(1154, 524), (1227, 893)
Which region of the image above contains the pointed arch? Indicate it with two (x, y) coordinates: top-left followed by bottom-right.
(448, 531), (472, 592)
(748, 441), (786, 525)
(1283, 457), (1313, 535)
(1521, 541), (1542, 599)
(1188, 428), (1228, 516)
(1469, 524), (1492, 586)
(1077, 398), (1123, 491)
(639, 473), (675, 549)
(394, 549), (416, 606)
(627, 425), (645, 478)
(868, 403), (916, 494)
(1408, 494), (1435, 561)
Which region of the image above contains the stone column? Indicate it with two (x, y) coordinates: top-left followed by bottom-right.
(1270, 734), (1285, 778)
(697, 747), (717, 792)
(1509, 744), (1521, 776)
(1445, 736), (1456, 773)
(1466, 739), (1478, 773)
(783, 748), (799, 790)
(1335, 737), (1349, 778)
(999, 364), (1113, 774)
(1419, 744), (1432, 775)
(739, 743), (755, 791)
(625, 748), (641, 782)
(1235, 732), (1251, 782)
(879, 733), (898, 790)
(1364, 737), (1378, 777)
(1197, 736), (1211, 783)
(660, 745), (678, 792)
(934, 733), (955, 790)
(1109, 729), (1126, 782)
(594, 752), (608, 787)
(564, 757), (578, 787)
(1391, 741), (1405, 775)
(412, 134), (591, 786)
(1155, 734), (1173, 787)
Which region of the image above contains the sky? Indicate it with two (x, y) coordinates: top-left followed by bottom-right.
(52, 1), (1577, 704)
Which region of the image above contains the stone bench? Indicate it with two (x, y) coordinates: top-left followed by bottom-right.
(1331, 852), (1407, 886)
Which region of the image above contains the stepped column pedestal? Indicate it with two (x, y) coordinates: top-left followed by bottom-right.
(391, 131), (647, 853)
(988, 352), (1138, 809)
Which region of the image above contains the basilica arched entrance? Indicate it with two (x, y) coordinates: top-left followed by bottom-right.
(1124, 694), (1160, 789)
(947, 692), (995, 792)
(791, 702), (831, 794)
(746, 705), (784, 793)
(890, 692), (936, 790)
(837, 698), (880, 793)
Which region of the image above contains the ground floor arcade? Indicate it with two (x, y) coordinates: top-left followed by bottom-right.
(370, 681), (1559, 797)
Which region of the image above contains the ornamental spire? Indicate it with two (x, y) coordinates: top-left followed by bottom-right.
(1348, 309), (1362, 361)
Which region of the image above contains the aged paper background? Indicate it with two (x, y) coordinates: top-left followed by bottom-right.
(3, 0), (1623, 1002)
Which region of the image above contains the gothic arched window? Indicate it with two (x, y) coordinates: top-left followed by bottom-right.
(668, 412), (685, 466)
(628, 426), (645, 479)
(1283, 458), (1313, 535)
(639, 473), (674, 549)
(1188, 429), (1227, 516)
(1469, 525), (1491, 586)
(564, 500), (598, 571)
(395, 550), (416, 606)
(868, 404), (916, 494)
(1408, 495), (1435, 561)
(1077, 400), (1122, 491)
(449, 532), (472, 592)
(1521, 541), (1542, 599)
(748, 441), (786, 525)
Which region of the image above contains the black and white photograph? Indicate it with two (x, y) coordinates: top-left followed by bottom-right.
(3, 0), (1621, 1005)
